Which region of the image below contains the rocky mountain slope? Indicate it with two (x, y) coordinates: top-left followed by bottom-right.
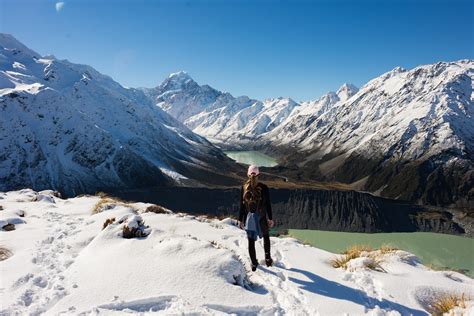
(266, 61), (473, 208)
(114, 186), (466, 235)
(0, 34), (239, 196)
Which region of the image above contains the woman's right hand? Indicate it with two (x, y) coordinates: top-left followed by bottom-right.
(239, 221), (244, 229)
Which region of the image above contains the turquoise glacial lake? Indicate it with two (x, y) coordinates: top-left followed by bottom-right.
(224, 150), (278, 167)
(288, 229), (474, 277)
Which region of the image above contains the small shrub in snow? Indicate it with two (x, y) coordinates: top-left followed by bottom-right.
(0, 205), (3, 211)
(0, 247), (12, 261)
(429, 292), (467, 315)
(122, 215), (149, 238)
(144, 205), (168, 214)
(102, 217), (116, 230)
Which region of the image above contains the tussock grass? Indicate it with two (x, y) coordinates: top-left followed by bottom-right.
(144, 205), (168, 214)
(430, 293), (467, 315)
(92, 196), (136, 215)
(331, 244), (388, 272)
(0, 247), (12, 261)
(379, 244), (398, 254)
(342, 244), (372, 256)
(364, 255), (386, 273)
(95, 191), (109, 198)
(102, 217), (116, 230)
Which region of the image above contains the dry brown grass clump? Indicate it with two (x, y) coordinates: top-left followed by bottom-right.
(144, 205), (168, 214)
(331, 244), (372, 269)
(92, 195), (136, 215)
(95, 191), (109, 198)
(0, 247), (13, 261)
(0, 205), (3, 211)
(379, 244), (398, 254)
(331, 244), (387, 272)
(430, 293), (467, 315)
(342, 244), (372, 256)
(364, 256), (386, 273)
(102, 217), (116, 230)
(92, 198), (117, 214)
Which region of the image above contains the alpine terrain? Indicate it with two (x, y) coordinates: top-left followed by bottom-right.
(0, 34), (239, 196)
(146, 62), (474, 208)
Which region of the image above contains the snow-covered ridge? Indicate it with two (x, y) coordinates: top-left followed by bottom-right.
(267, 60), (474, 158)
(1, 189), (473, 315)
(0, 34), (235, 195)
(149, 60), (472, 161)
(145, 71), (360, 144)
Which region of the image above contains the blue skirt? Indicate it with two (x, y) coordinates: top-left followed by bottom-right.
(245, 212), (263, 241)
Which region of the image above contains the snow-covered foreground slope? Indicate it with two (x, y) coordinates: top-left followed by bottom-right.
(0, 34), (238, 195)
(1, 189), (473, 315)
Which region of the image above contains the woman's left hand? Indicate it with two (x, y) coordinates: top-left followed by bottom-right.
(267, 219), (274, 228)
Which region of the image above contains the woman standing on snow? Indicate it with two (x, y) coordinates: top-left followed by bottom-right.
(238, 165), (274, 271)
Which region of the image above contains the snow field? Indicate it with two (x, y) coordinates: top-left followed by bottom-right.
(0, 189), (473, 315)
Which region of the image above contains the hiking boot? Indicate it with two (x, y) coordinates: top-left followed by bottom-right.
(251, 262), (259, 271)
(265, 253), (273, 267)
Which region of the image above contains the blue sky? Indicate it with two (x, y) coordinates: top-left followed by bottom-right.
(1, 0), (472, 101)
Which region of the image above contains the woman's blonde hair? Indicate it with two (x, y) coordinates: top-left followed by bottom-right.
(243, 174), (262, 203)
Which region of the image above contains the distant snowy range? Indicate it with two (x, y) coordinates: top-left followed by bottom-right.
(1, 33), (473, 210)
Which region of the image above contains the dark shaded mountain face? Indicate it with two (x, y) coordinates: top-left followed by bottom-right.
(112, 187), (465, 235)
(0, 34), (240, 196)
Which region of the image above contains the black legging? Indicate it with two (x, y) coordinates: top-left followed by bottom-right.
(248, 234), (271, 265)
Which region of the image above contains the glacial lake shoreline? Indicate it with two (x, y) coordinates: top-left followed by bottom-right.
(287, 229), (474, 278)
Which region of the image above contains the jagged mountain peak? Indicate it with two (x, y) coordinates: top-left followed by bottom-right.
(336, 83), (359, 102)
(168, 70), (192, 80)
(263, 97), (298, 105)
(158, 70), (198, 91)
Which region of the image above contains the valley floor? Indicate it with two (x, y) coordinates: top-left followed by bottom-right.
(0, 189), (473, 315)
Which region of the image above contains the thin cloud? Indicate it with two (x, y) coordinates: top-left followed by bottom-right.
(55, 2), (65, 13)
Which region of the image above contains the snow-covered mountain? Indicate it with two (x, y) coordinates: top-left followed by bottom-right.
(143, 74), (309, 145)
(0, 34), (238, 196)
(149, 61), (473, 207)
(1, 189), (473, 314)
(265, 61), (474, 207)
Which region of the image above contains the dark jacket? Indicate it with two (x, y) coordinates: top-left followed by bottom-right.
(239, 182), (273, 234)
